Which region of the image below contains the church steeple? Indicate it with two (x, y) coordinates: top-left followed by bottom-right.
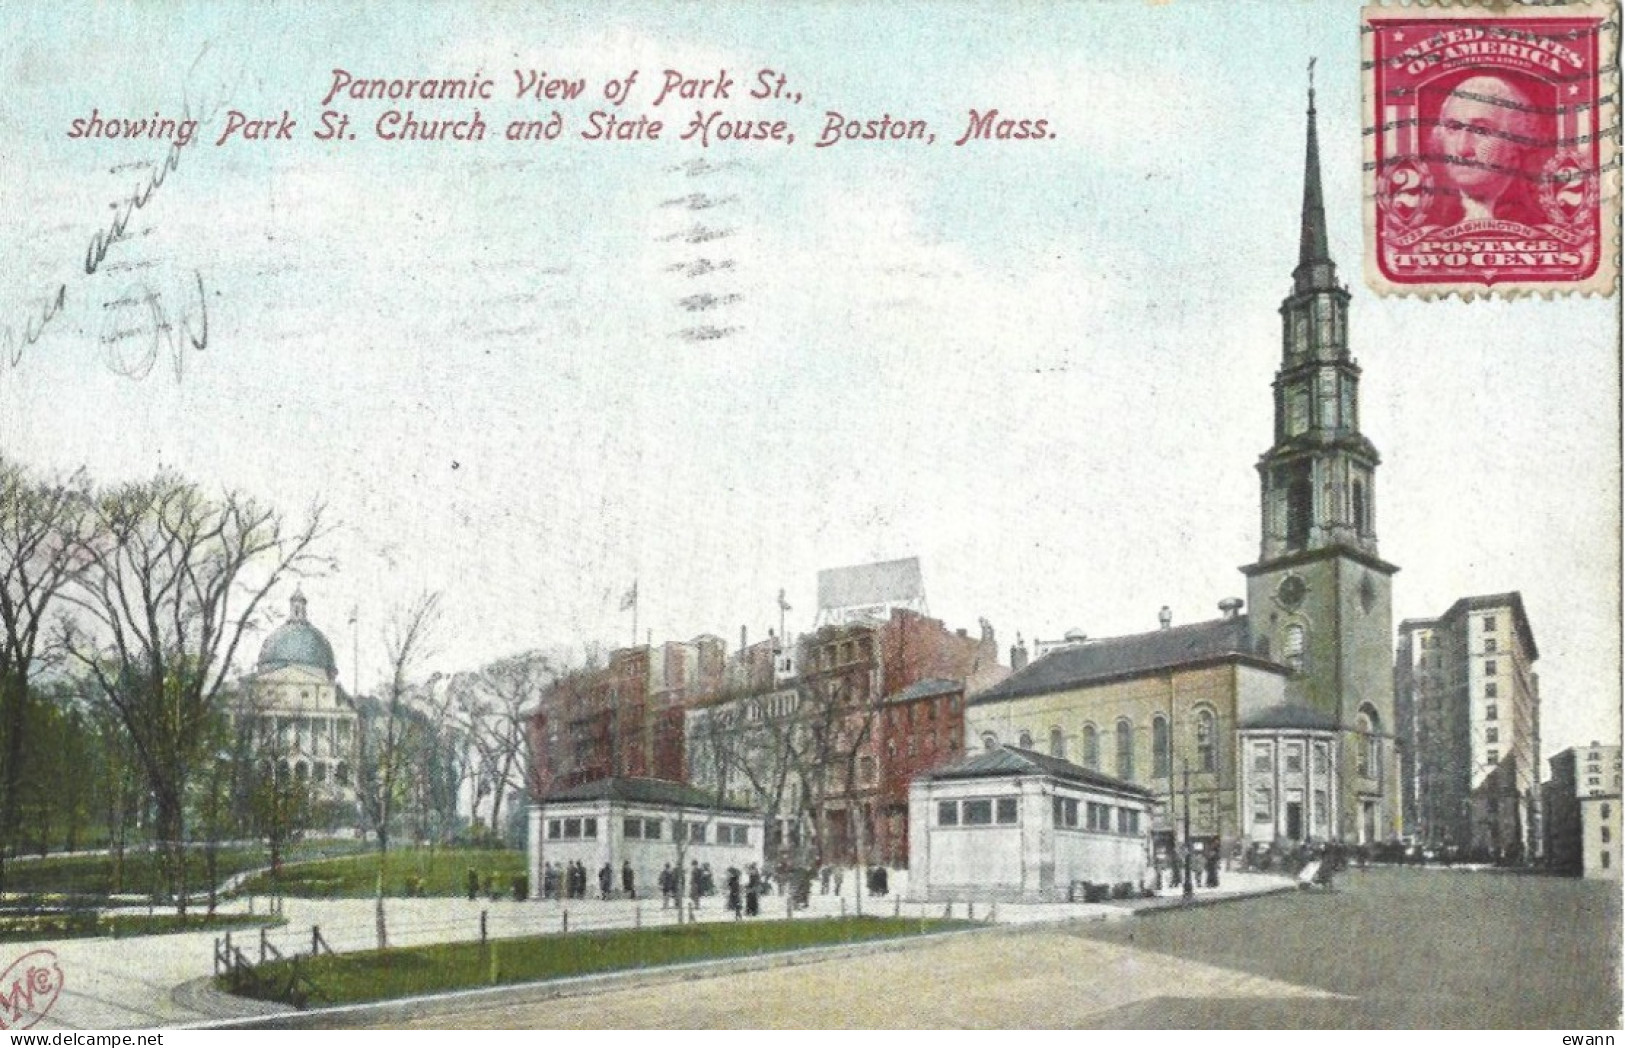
(1253, 66), (1382, 564)
(1295, 64), (1335, 293)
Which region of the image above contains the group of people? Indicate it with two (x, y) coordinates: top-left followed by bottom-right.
(540, 859), (638, 901)
(650, 859), (778, 917)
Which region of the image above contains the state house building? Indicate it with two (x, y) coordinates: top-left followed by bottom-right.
(967, 88), (1402, 850)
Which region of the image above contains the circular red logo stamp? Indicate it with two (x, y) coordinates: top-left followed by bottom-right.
(0, 950), (65, 1030)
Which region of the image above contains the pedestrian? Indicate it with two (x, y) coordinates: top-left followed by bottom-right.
(599, 862), (613, 900)
(659, 863), (674, 908)
(701, 862), (714, 897)
(689, 860), (702, 909)
(833, 866), (844, 896)
(1205, 849), (1220, 889)
(727, 867), (742, 918)
(622, 860), (636, 899)
(745, 863), (761, 917)
(820, 865), (831, 895)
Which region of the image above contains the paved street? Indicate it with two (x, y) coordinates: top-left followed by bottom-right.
(371, 867), (1620, 1029)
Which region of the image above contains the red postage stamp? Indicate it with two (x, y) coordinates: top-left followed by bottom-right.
(1362, 3), (1619, 296)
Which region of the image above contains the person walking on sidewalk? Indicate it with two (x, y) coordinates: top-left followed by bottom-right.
(622, 860), (636, 899)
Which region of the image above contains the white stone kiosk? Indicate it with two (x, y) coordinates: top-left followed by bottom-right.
(528, 777), (762, 901)
(907, 746), (1155, 903)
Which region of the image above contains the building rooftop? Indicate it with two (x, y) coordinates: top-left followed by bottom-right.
(970, 615), (1282, 705)
(887, 678), (963, 704)
(1239, 703), (1341, 732)
(924, 745), (1156, 799)
(256, 590), (338, 678)
(540, 776), (756, 813)
(1439, 592), (1539, 661)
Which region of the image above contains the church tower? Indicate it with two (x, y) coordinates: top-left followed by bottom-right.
(1242, 79), (1400, 844)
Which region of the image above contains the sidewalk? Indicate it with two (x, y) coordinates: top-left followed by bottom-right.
(15, 870), (1292, 1029)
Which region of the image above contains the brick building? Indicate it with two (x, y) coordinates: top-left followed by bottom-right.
(685, 608), (1005, 869)
(528, 635), (726, 795)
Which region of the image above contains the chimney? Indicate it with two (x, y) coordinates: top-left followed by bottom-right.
(1010, 633), (1029, 672)
(1219, 598), (1244, 620)
(1158, 606), (1173, 630)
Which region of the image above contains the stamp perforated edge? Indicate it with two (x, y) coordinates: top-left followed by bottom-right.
(1360, 0), (1621, 300)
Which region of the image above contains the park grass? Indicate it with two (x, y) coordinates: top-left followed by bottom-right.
(0, 909), (280, 944)
(234, 847), (526, 898)
(227, 916), (966, 1006)
(0, 839), (370, 898)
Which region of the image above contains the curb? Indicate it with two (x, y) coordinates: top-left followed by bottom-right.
(1127, 883), (1299, 915)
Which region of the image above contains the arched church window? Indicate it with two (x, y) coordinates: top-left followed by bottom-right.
(982, 732), (998, 752)
(1352, 480), (1367, 535)
(1357, 706), (1381, 779)
(1050, 727), (1066, 760)
(1081, 724), (1099, 770)
(1152, 716), (1171, 778)
(1018, 730), (1033, 750)
(1196, 708), (1216, 772)
(1116, 719), (1134, 780)
(1283, 625), (1307, 673)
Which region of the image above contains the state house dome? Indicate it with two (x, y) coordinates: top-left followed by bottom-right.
(257, 589), (338, 678)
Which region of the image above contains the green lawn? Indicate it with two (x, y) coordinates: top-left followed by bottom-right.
(0, 839), (370, 898)
(234, 847), (526, 898)
(0, 909), (279, 944)
(227, 917), (965, 1006)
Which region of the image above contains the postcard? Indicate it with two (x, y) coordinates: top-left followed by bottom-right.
(0, 0), (1617, 1032)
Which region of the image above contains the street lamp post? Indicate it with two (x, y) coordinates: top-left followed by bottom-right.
(1182, 759), (1194, 899)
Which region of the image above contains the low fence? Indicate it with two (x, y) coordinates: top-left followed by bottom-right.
(213, 924), (335, 1009)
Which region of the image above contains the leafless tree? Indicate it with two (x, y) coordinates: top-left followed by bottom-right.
(355, 591), (441, 948)
(451, 650), (554, 842)
(691, 670), (882, 911)
(60, 471), (329, 913)
(786, 675), (881, 911)
(0, 459), (93, 888)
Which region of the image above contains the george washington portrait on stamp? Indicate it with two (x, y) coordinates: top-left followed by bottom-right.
(1363, 3), (1619, 296)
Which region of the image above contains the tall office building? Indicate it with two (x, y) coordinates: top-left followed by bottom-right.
(1396, 592), (1541, 857)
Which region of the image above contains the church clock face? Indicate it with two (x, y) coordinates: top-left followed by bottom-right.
(1277, 575), (1307, 609)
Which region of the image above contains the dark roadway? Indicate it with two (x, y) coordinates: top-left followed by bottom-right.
(1070, 866), (1621, 1028)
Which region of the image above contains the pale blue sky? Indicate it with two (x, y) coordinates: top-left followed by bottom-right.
(0, 1), (1616, 758)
